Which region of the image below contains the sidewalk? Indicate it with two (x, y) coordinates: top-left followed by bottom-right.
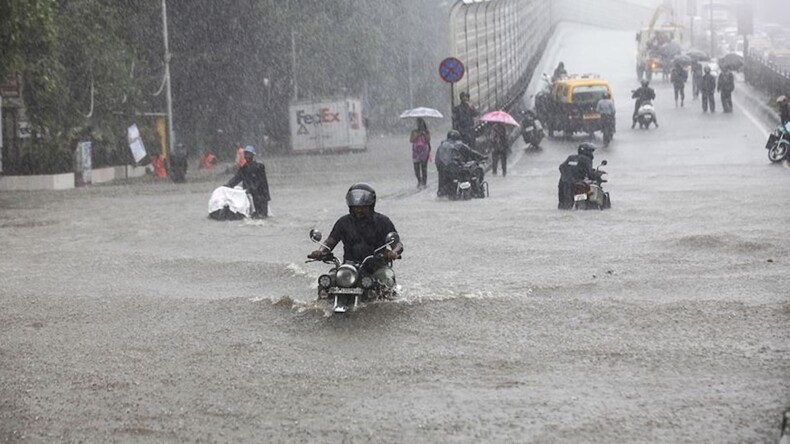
(734, 78), (781, 127)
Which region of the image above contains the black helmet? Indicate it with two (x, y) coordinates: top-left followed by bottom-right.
(345, 183), (376, 209)
(447, 129), (462, 141)
(641, 79), (649, 87)
(578, 142), (597, 157)
(460, 91), (470, 100)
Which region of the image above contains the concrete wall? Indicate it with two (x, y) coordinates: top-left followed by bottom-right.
(0, 173), (75, 191)
(0, 165), (149, 191)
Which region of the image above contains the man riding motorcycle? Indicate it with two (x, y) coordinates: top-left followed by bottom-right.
(631, 79), (657, 128)
(435, 130), (487, 197)
(558, 143), (602, 210)
(308, 183), (403, 269)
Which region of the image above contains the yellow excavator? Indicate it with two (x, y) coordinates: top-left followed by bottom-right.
(636, 4), (684, 81)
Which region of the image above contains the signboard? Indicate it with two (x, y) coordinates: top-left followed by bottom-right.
(439, 57), (465, 83)
(0, 75), (20, 98)
(17, 121), (31, 139)
(289, 98), (366, 153)
(127, 124), (148, 163)
(75, 141), (92, 185)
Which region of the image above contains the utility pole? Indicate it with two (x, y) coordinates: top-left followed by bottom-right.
(161, 0), (175, 161)
(709, 0), (714, 58)
(291, 31), (298, 101)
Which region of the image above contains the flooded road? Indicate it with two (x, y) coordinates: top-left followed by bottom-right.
(2, 24), (789, 443)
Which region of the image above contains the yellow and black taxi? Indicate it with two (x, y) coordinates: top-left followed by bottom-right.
(535, 74), (614, 138)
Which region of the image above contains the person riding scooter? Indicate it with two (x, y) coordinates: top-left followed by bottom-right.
(631, 79), (657, 128)
(435, 130), (487, 197)
(557, 143), (601, 210)
(520, 109), (544, 148)
(596, 92), (616, 145)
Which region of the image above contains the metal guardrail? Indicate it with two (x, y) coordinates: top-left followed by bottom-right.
(746, 54), (790, 106)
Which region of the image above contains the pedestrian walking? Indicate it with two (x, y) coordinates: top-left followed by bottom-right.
(717, 67), (735, 113)
(489, 123), (510, 176)
(409, 118), (431, 189)
(700, 66), (717, 113)
(670, 62), (688, 107)
(691, 60), (703, 100)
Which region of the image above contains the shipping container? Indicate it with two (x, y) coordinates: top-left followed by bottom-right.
(289, 98), (366, 153)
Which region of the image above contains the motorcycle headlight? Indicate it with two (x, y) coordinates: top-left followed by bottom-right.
(318, 274), (332, 289)
(335, 265), (358, 288)
(360, 276), (374, 289)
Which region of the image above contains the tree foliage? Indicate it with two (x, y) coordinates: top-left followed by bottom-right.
(1, 0), (449, 173)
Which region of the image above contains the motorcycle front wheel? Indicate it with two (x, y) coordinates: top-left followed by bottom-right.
(768, 143), (788, 163)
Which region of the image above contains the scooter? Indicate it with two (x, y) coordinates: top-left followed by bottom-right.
(573, 160), (611, 210)
(636, 101), (657, 129)
(306, 229), (400, 314)
(766, 122), (790, 163)
(520, 111), (544, 149)
(450, 160), (489, 201)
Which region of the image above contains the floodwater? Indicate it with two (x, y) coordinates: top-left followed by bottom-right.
(1, 23), (789, 443)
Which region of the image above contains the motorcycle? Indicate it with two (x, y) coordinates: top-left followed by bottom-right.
(450, 159), (489, 201)
(766, 122), (790, 163)
(520, 111), (544, 149)
(636, 101), (657, 129)
(573, 160), (611, 210)
(306, 229), (400, 314)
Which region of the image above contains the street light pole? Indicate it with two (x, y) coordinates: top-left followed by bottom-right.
(709, 0), (714, 58)
(161, 0), (175, 160)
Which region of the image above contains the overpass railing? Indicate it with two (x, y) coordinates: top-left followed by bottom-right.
(746, 54), (790, 105)
(449, 0), (654, 114)
(448, 0), (552, 114)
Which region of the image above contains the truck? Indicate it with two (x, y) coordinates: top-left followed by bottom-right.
(636, 5), (683, 81)
(289, 98), (366, 153)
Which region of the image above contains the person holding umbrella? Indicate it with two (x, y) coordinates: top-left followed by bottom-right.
(409, 118), (431, 189)
(488, 123), (510, 176)
(717, 67), (735, 113)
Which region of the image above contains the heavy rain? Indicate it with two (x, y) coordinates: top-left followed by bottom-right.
(1, 0), (789, 442)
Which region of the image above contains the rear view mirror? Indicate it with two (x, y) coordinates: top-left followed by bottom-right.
(385, 232), (400, 246)
(600, 160), (608, 166)
(309, 229), (322, 243)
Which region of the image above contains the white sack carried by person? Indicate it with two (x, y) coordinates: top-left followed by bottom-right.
(208, 186), (251, 220)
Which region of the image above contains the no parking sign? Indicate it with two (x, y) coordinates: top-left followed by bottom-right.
(439, 57), (465, 83)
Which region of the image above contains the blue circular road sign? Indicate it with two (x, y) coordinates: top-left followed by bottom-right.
(439, 57), (465, 83)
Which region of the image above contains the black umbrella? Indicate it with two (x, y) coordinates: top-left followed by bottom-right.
(672, 54), (692, 65)
(661, 41), (682, 57)
(719, 53), (744, 71)
(686, 49), (710, 62)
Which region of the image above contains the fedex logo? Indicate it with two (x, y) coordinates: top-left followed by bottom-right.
(296, 107), (341, 125)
